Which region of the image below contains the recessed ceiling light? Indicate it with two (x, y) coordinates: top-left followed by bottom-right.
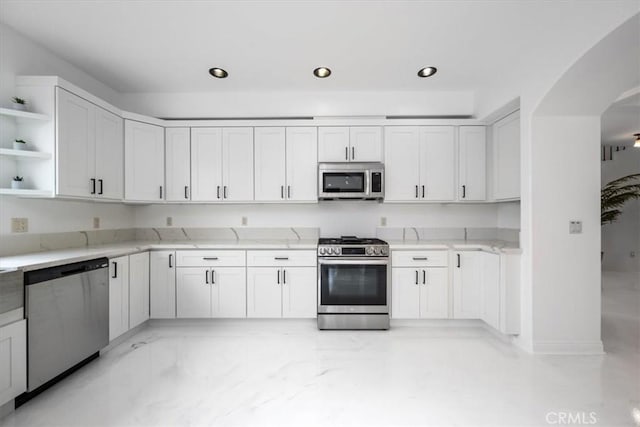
(313, 67), (332, 78)
(209, 68), (228, 78)
(417, 67), (437, 78)
(634, 133), (640, 148)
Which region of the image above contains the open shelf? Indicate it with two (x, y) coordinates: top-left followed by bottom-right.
(0, 188), (52, 197)
(0, 107), (50, 121)
(0, 148), (52, 160)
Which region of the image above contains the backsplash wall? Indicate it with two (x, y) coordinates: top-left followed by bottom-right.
(134, 202), (509, 237)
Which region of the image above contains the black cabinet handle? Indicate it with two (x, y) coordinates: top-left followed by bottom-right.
(287, 185), (291, 199)
(457, 254), (461, 268)
(274, 257), (289, 260)
(211, 270), (215, 284)
(223, 186), (228, 199)
(422, 185), (425, 198)
(345, 147), (348, 161)
(112, 261), (117, 279)
(462, 185), (466, 199)
(169, 253), (173, 268)
(205, 270), (209, 284)
(203, 257), (219, 260)
(159, 186), (163, 199)
(412, 257), (428, 261)
(415, 270), (419, 285)
(422, 270), (426, 285)
(217, 186), (221, 199)
(283, 269), (286, 284)
(351, 146), (355, 160)
(98, 179), (103, 195)
(281, 185), (284, 199)
(277, 269), (280, 284)
(184, 186), (189, 199)
(90, 178), (96, 195)
(415, 185), (419, 198)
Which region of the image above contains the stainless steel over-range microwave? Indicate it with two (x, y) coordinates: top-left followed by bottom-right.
(318, 162), (384, 200)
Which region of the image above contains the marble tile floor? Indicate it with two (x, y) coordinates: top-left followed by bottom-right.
(2, 272), (638, 427)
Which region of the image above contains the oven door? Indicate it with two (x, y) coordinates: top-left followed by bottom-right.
(318, 258), (389, 314)
(319, 170), (369, 199)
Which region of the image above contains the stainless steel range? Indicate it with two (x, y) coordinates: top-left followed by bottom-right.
(317, 236), (390, 330)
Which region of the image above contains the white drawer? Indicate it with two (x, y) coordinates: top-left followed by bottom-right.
(176, 250), (246, 267)
(392, 250), (449, 267)
(247, 250), (316, 267)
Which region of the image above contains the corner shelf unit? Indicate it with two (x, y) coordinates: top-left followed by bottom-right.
(0, 148), (52, 160)
(0, 107), (50, 121)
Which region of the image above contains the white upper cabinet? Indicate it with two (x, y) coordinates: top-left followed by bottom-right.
(349, 127), (383, 162)
(165, 128), (191, 202)
(254, 127), (318, 202)
(191, 127), (223, 201)
(125, 120), (165, 202)
(285, 127), (318, 202)
(384, 126), (455, 202)
(492, 111), (520, 200)
(458, 126), (487, 201)
(419, 126), (456, 201)
(384, 127), (421, 201)
(255, 127), (287, 201)
(57, 87), (123, 200)
(318, 126), (383, 162)
(190, 127), (253, 202)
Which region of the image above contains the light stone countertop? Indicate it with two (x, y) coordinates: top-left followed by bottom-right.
(0, 240), (319, 272)
(387, 240), (521, 255)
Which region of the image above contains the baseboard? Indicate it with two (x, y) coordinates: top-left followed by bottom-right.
(100, 320), (149, 353)
(0, 400), (14, 420)
(532, 340), (604, 355)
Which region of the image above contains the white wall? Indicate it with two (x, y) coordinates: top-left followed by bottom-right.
(497, 201), (520, 229)
(601, 148), (640, 272)
(120, 90), (474, 119)
(0, 22), (134, 235)
(134, 203), (500, 237)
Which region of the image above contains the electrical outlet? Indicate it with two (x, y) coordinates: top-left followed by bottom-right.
(93, 217), (100, 229)
(11, 218), (28, 233)
(166, 217), (173, 226)
(380, 217), (387, 226)
(241, 216), (248, 226)
(569, 221), (582, 234)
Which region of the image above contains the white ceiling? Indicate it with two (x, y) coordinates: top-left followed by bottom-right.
(602, 92), (640, 146)
(0, 0), (637, 97)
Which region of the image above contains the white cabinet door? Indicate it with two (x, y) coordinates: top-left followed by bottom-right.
(458, 126), (486, 201)
(318, 127), (350, 162)
(419, 126), (455, 201)
(94, 107), (123, 200)
(222, 127), (254, 202)
(254, 127), (286, 201)
(493, 111), (520, 200)
(176, 268), (211, 318)
(384, 127), (421, 201)
(421, 268), (449, 319)
(165, 128), (191, 202)
(481, 253), (501, 331)
(286, 127), (318, 202)
(350, 127), (382, 162)
(56, 87), (95, 198)
(125, 120), (165, 202)
(247, 267), (282, 318)
(453, 252), (482, 319)
(108, 255), (129, 341)
(391, 268), (421, 319)
(211, 267), (246, 318)
(191, 128), (223, 202)
(282, 267), (316, 318)
(129, 252), (150, 329)
(150, 251), (176, 319)
(0, 320), (26, 406)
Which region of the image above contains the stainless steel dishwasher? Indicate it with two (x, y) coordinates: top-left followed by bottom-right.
(22, 258), (109, 397)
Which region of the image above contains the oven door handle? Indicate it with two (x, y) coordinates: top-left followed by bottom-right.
(318, 257), (389, 265)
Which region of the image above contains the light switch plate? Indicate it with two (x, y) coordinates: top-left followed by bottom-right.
(93, 217), (100, 229)
(569, 221), (582, 234)
(11, 218), (28, 233)
(241, 217), (248, 226)
(380, 217), (387, 226)
(166, 217), (173, 226)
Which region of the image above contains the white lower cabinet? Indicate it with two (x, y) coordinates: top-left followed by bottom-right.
(109, 252), (150, 341)
(109, 255), (130, 341)
(391, 251), (449, 319)
(246, 250), (317, 318)
(176, 250), (247, 318)
(150, 251), (176, 319)
(0, 319), (26, 406)
(452, 251), (483, 319)
(480, 252), (501, 331)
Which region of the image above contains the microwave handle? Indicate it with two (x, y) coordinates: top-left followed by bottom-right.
(366, 170), (371, 197)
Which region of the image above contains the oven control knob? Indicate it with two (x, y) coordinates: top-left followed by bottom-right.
(374, 247), (382, 255)
(381, 247), (388, 256)
(366, 247), (374, 255)
(333, 247), (340, 255)
(319, 247), (325, 255)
